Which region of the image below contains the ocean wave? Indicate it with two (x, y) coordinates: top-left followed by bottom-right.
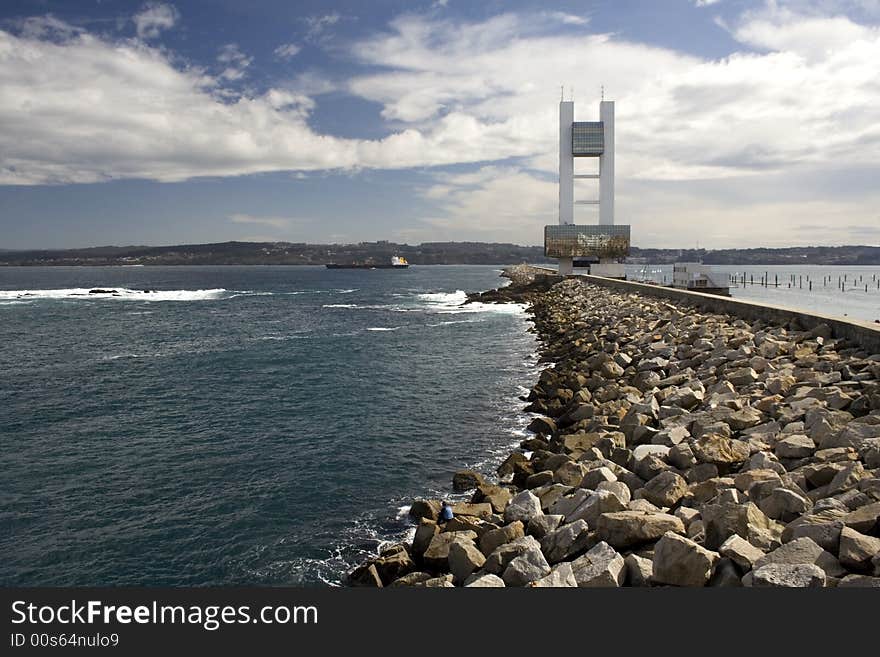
(322, 304), (358, 309)
(425, 319), (486, 327)
(335, 289), (357, 294)
(366, 327), (401, 332)
(0, 288), (228, 302)
(416, 289), (527, 316)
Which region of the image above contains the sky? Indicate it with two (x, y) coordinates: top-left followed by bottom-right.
(1, 0), (879, 250)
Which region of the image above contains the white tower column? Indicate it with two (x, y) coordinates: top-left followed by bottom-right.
(558, 100), (574, 274)
(599, 100), (614, 226)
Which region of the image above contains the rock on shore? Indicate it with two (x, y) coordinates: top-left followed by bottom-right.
(350, 275), (880, 587)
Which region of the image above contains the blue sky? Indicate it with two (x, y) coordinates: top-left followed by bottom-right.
(1, 0), (879, 249)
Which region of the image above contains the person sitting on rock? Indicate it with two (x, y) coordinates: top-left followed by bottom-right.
(439, 501), (454, 524)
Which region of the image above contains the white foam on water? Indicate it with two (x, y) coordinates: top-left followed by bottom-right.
(425, 318), (486, 327)
(335, 288), (357, 294)
(322, 304), (358, 308)
(438, 301), (527, 315)
(415, 289), (527, 315)
(0, 288), (228, 302)
(417, 290), (468, 305)
(366, 326), (401, 331)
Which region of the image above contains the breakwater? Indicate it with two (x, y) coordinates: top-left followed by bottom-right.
(350, 267), (880, 587)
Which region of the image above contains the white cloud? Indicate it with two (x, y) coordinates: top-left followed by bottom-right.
(0, 25), (356, 184)
(274, 43), (301, 59)
(3, 7), (880, 246)
(304, 13), (342, 43)
(133, 2), (179, 40)
(217, 43), (252, 81)
(545, 11), (589, 25)
(695, 0), (722, 7)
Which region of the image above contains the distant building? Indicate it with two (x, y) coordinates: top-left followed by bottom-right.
(545, 98), (630, 277)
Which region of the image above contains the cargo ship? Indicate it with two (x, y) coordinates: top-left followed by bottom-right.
(325, 256), (409, 269)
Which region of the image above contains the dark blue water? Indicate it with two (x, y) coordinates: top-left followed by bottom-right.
(0, 266), (538, 586)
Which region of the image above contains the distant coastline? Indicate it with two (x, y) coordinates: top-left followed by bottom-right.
(1, 241), (879, 267)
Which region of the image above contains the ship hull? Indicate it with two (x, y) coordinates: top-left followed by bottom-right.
(325, 264), (409, 269)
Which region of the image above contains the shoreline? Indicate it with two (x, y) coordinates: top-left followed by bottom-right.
(348, 266), (880, 587)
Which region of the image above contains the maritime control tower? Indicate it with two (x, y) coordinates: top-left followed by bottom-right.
(545, 98), (630, 276)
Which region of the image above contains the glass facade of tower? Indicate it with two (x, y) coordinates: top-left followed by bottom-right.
(544, 224), (630, 258)
(571, 122), (604, 156)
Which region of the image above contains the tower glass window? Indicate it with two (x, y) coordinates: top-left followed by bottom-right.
(572, 122), (604, 156)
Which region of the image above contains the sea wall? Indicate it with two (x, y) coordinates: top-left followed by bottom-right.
(580, 274), (880, 353)
(349, 272), (880, 588)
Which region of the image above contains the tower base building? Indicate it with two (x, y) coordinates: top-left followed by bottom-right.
(546, 98), (629, 277)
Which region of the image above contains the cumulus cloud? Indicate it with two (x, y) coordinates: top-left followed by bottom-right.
(133, 2), (179, 39)
(2, 7), (880, 246)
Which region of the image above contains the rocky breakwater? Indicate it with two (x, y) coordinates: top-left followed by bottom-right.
(349, 277), (880, 587)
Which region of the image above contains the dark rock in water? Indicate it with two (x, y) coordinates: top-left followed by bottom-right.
(452, 470), (485, 492)
(88, 288), (118, 294)
(408, 499), (441, 523)
(348, 562), (383, 587)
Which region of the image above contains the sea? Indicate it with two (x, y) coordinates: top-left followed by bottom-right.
(2, 262), (878, 587)
(625, 264), (880, 324)
(0, 265), (539, 586)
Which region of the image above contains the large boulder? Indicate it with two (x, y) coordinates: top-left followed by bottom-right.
(422, 531), (478, 570)
(839, 526), (880, 572)
(448, 540), (487, 584)
(529, 562), (578, 587)
(837, 575), (880, 587)
(349, 563), (383, 587)
(753, 537), (846, 578)
(751, 563), (825, 587)
(701, 501), (783, 551)
(624, 554), (654, 587)
(464, 573), (505, 587)
(479, 521), (525, 557)
(451, 502), (493, 519)
(453, 470), (486, 491)
(540, 519), (592, 563)
(719, 534), (765, 572)
(567, 489), (628, 526)
(652, 532), (719, 587)
(504, 490), (544, 525)
(502, 545), (552, 586)
(474, 484), (513, 513)
(484, 535), (543, 575)
(757, 487), (812, 522)
(782, 509), (846, 552)
(595, 511), (685, 549)
(691, 435), (751, 467)
(389, 572), (433, 587)
(527, 514), (564, 539)
(641, 471), (689, 508)
(528, 416), (557, 435)
(570, 542), (626, 587)
(412, 520), (439, 558)
(775, 435), (816, 459)
(409, 499), (441, 522)
(843, 501), (880, 534)
(372, 545), (416, 584)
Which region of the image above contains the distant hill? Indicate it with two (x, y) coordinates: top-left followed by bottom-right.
(628, 245), (880, 265)
(1, 241), (878, 266)
(0, 241), (552, 266)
